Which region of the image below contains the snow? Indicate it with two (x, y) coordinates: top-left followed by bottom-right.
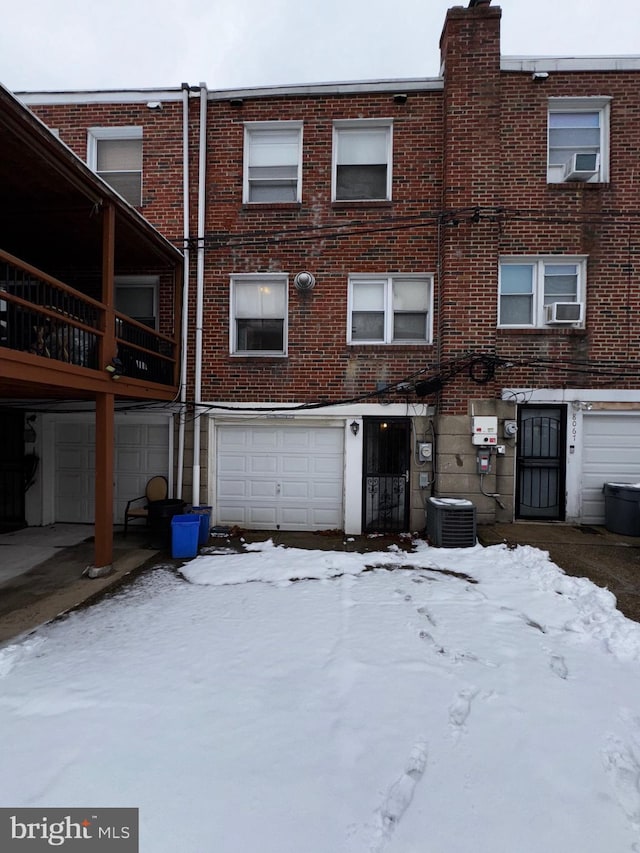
(2, 538), (640, 852)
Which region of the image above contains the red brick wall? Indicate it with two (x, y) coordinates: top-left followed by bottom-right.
(200, 91), (443, 404)
(31, 100), (187, 242)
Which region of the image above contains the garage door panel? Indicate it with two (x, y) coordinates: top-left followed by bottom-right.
(281, 457), (312, 474)
(581, 414), (640, 524)
(218, 454), (247, 475)
(250, 429), (279, 450)
(281, 482), (309, 499)
(248, 506), (278, 525)
(118, 449), (145, 469)
(218, 430), (249, 450)
(314, 481), (342, 499)
(249, 457), (278, 474)
(313, 508), (342, 527)
(310, 456), (343, 476)
(218, 478), (247, 498)
(61, 424), (92, 444)
(280, 506), (311, 525)
(251, 482), (279, 498)
(217, 425), (344, 531)
(281, 431), (312, 450)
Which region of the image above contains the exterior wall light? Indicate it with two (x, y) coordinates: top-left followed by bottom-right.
(105, 357), (124, 379)
(350, 420), (360, 436)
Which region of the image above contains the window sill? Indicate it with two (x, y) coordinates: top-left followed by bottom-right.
(332, 200), (393, 209)
(348, 341), (433, 349)
(497, 326), (587, 336)
(241, 202), (302, 211)
(547, 181), (607, 191)
(230, 353), (288, 359)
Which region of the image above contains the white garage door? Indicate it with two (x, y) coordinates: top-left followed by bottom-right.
(217, 424), (344, 531)
(581, 413), (640, 524)
(54, 417), (171, 524)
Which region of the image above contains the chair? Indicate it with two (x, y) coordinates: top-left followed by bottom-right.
(123, 475), (168, 536)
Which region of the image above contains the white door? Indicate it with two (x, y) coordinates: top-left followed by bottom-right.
(54, 416), (171, 523)
(216, 424), (344, 530)
(581, 413), (640, 524)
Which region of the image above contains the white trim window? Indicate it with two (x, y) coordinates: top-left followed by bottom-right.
(87, 126), (143, 205)
(348, 275), (432, 344)
(243, 122), (302, 203)
(333, 120), (393, 202)
(498, 257), (586, 328)
(230, 275), (288, 355)
(115, 275), (159, 329)
(547, 97), (610, 183)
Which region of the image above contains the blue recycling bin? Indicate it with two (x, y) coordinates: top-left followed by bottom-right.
(190, 505), (212, 546)
(171, 514), (200, 559)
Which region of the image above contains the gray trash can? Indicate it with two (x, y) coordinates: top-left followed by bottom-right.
(603, 483), (640, 536)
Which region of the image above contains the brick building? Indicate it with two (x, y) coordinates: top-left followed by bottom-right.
(14, 0), (640, 536)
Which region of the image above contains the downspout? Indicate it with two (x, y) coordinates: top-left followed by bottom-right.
(192, 82), (208, 504)
(176, 82), (191, 500)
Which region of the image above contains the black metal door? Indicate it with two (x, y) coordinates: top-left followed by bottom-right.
(516, 405), (566, 520)
(362, 418), (411, 532)
(0, 410), (26, 532)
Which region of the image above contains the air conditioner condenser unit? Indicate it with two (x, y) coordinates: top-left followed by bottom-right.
(426, 497), (477, 548)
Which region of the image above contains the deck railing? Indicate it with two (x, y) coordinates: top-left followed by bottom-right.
(115, 314), (176, 385)
(0, 250), (177, 387)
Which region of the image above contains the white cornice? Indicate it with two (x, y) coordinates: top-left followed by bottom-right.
(502, 55), (640, 72)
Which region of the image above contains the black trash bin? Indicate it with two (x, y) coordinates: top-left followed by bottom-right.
(603, 483), (640, 536)
(147, 498), (187, 549)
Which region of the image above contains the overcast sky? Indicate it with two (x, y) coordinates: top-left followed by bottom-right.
(3, 0), (638, 93)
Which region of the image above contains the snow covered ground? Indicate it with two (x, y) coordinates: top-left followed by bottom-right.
(2, 537), (640, 852)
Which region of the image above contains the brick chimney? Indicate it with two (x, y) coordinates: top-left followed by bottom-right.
(436, 2), (503, 405)
(439, 1), (502, 209)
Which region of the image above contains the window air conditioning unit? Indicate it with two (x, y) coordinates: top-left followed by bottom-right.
(426, 497), (476, 548)
(545, 302), (584, 324)
(563, 152), (599, 182)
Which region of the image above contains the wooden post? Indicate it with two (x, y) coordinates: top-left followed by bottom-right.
(101, 203), (116, 365)
(93, 391), (115, 573)
(90, 202), (116, 576)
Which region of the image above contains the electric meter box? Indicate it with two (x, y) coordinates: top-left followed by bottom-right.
(471, 416), (498, 445)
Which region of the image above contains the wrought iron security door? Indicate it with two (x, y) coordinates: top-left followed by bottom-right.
(516, 405), (566, 520)
(363, 418), (411, 532)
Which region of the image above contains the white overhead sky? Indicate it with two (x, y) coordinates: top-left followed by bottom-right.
(3, 0), (639, 94)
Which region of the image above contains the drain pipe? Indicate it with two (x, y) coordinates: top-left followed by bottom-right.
(192, 81), (208, 505)
(176, 82), (191, 500)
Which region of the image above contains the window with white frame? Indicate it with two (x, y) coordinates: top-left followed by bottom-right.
(547, 97), (610, 183)
(348, 275), (432, 344)
(230, 275), (287, 355)
(115, 276), (159, 329)
(498, 257), (586, 328)
(333, 121), (392, 201)
(243, 122), (302, 203)
(87, 127), (143, 205)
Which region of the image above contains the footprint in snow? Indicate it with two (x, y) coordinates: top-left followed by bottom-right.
(373, 739), (428, 851)
(416, 605), (436, 626)
(603, 733), (640, 825)
(449, 687), (480, 729)
(549, 654), (568, 679)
